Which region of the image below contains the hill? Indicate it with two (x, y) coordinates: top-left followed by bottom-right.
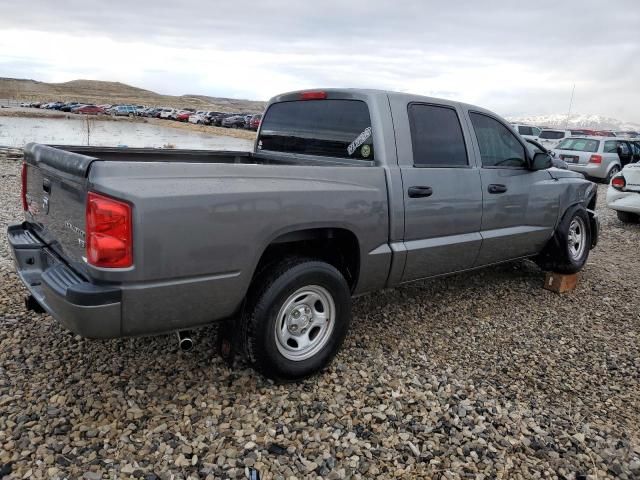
(0, 77), (266, 113)
(507, 113), (640, 131)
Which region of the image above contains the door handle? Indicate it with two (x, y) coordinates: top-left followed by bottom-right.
(408, 186), (433, 198)
(488, 184), (507, 194)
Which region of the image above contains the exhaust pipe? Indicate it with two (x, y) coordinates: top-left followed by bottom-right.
(25, 295), (45, 314)
(177, 330), (193, 351)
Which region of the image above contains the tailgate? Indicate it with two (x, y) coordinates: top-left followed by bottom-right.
(23, 143), (95, 273)
(622, 163), (640, 192)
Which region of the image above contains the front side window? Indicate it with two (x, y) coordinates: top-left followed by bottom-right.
(408, 104), (468, 167)
(259, 99), (374, 160)
(518, 126), (534, 136)
(469, 112), (527, 168)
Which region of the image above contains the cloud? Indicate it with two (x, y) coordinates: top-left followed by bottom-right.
(0, 0), (639, 121)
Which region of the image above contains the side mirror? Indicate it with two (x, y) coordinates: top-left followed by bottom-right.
(530, 152), (553, 170)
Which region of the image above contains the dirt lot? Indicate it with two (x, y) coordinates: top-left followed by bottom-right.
(0, 149), (638, 480)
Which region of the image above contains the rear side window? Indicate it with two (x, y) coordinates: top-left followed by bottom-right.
(556, 138), (600, 152)
(604, 141), (621, 153)
(539, 130), (566, 140)
(258, 100), (374, 160)
(408, 103), (468, 167)
(469, 112), (527, 168)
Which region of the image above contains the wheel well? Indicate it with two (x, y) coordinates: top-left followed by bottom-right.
(254, 228), (360, 291)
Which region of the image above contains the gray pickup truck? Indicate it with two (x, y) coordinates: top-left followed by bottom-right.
(9, 88), (599, 380)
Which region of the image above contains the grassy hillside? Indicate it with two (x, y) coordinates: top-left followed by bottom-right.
(0, 77), (266, 113)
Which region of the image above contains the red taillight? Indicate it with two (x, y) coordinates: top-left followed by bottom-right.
(21, 162), (28, 211)
(300, 91), (327, 100)
(589, 154), (602, 164)
(611, 176), (626, 189)
(86, 192), (133, 268)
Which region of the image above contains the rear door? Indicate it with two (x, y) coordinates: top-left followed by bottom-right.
(466, 111), (559, 265)
(389, 99), (483, 281)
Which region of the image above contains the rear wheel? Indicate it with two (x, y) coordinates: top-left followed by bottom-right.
(241, 258), (351, 381)
(606, 165), (620, 183)
(617, 211), (639, 223)
(535, 205), (591, 274)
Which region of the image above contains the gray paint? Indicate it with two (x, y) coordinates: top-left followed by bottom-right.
(11, 88), (597, 338)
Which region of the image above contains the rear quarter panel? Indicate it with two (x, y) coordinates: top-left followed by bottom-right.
(86, 162), (390, 334)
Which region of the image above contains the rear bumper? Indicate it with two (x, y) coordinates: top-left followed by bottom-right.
(7, 223), (122, 338)
(566, 162), (608, 179)
(606, 188), (640, 214)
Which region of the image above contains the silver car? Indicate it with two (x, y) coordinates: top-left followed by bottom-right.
(552, 136), (624, 182)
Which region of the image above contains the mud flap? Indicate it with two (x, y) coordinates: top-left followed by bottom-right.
(216, 318), (239, 367)
(587, 209), (599, 249)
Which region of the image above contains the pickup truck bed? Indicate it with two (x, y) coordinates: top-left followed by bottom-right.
(9, 88), (598, 380)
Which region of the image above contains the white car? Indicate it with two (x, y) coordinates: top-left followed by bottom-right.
(189, 112), (208, 124)
(512, 124), (542, 141)
(159, 108), (176, 119)
(538, 129), (574, 149)
(607, 163), (640, 223)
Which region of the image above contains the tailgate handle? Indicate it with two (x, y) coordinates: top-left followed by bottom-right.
(42, 179), (51, 194)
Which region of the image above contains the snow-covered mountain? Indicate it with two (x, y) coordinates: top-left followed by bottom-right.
(506, 113), (640, 131)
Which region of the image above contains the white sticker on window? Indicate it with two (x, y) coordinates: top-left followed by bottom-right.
(347, 127), (372, 156)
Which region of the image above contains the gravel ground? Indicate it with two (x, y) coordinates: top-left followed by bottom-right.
(0, 149), (638, 480)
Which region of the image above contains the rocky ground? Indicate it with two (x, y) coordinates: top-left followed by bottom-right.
(0, 149), (638, 480)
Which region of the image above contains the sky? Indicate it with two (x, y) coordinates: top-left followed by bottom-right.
(1, 0), (639, 122)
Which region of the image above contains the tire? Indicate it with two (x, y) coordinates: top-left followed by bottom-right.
(535, 205), (592, 274)
(617, 211), (639, 223)
(606, 165), (620, 184)
(128, 113), (134, 118)
(241, 258), (352, 381)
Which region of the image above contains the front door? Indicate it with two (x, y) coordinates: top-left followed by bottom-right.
(395, 102), (484, 281)
(466, 111), (559, 266)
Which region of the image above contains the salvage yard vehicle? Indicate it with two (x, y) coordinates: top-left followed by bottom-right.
(221, 114), (246, 128)
(8, 88), (599, 381)
(511, 124), (542, 141)
(538, 129), (573, 148)
(75, 105), (105, 115)
(111, 105), (137, 117)
(607, 162), (640, 223)
(553, 137), (637, 183)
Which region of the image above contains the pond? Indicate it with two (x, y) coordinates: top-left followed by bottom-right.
(0, 116), (254, 150)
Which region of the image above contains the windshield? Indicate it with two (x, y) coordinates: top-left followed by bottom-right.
(555, 138), (600, 152)
(539, 130), (566, 140)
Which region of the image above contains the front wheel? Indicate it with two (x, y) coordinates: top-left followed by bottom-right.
(535, 206), (592, 274)
(241, 258), (351, 381)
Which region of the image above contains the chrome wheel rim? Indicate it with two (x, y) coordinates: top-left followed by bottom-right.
(274, 285), (335, 361)
(568, 216), (586, 261)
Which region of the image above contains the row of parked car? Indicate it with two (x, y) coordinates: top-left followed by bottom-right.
(511, 123), (638, 146)
(19, 101), (263, 131)
(153, 108), (262, 130)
